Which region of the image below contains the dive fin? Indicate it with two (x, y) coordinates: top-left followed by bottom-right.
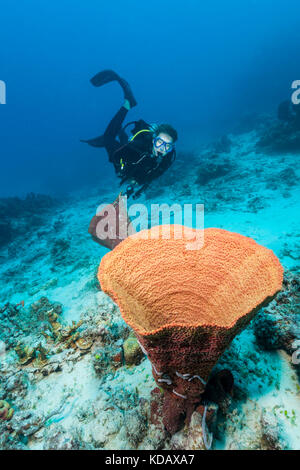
(118, 77), (137, 108)
(90, 69), (120, 87)
(80, 135), (105, 148)
(90, 69), (137, 108)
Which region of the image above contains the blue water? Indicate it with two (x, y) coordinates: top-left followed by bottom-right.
(1, 0), (300, 197)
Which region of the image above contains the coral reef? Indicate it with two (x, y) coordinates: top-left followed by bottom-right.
(15, 342), (49, 368)
(39, 311), (94, 363)
(0, 297), (63, 353)
(15, 343), (37, 366)
(98, 225), (283, 436)
(0, 112), (299, 450)
(93, 343), (123, 375)
(1, 297), (94, 381)
(253, 269), (300, 361)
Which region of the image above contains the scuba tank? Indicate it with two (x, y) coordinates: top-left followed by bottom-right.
(119, 119), (158, 141)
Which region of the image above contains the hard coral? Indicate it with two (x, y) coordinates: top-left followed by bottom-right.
(98, 225), (283, 435)
(15, 343), (36, 366)
(14, 342), (49, 368)
(0, 400), (14, 421)
(123, 334), (144, 366)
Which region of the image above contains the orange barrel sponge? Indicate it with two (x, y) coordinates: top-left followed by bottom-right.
(98, 225), (283, 434)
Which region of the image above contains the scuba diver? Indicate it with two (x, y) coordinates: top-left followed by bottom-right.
(81, 70), (178, 199)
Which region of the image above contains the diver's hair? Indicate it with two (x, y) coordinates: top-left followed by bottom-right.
(155, 123), (178, 142)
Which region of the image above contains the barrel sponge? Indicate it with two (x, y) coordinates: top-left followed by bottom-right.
(98, 226), (283, 337)
(98, 225), (283, 436)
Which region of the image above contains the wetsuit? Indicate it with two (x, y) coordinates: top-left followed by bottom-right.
(103, 107), (176, 197)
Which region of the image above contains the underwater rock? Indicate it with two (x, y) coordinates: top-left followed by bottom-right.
(102, 383), (139, 412)
(0, 301), (32, 351)
(277, 100), (300, 129)
(0, 367), (28, 401)
(31, 297), (62, 320)
(253, 270), (300, 355)
(9, 410), (44, 437)
(278, 168), (299, 187)
(0, 428), (27, 450)
(195, 159), (232, 186)
(201, 369), (234, 414)
(247, 196), (267, 213)
(98, 225), (283, 435)
(169, 403), (218, 450)
(256, 119), (300, 153)
(93, 345), (123, 376)
(178, 183), (192, 198)
(125, 409), (147, 448)
(150, 388), (165, 429)
(266, 167), (299, 190)
(50, 238), (70, 266)
(260, 409), (288, 450)
(43, 425), (80, 450)
(142, 392), (167, 449)
(253, 314), (290, 351)
(278, 100), (292, 122)
(123, 334), (144, 366)
(52, 217), (65, 232)
(89, 408), (123, 448)
(213, 135), (232, 154)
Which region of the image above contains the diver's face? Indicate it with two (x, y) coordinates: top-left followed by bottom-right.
(153, 132), (174, 157)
